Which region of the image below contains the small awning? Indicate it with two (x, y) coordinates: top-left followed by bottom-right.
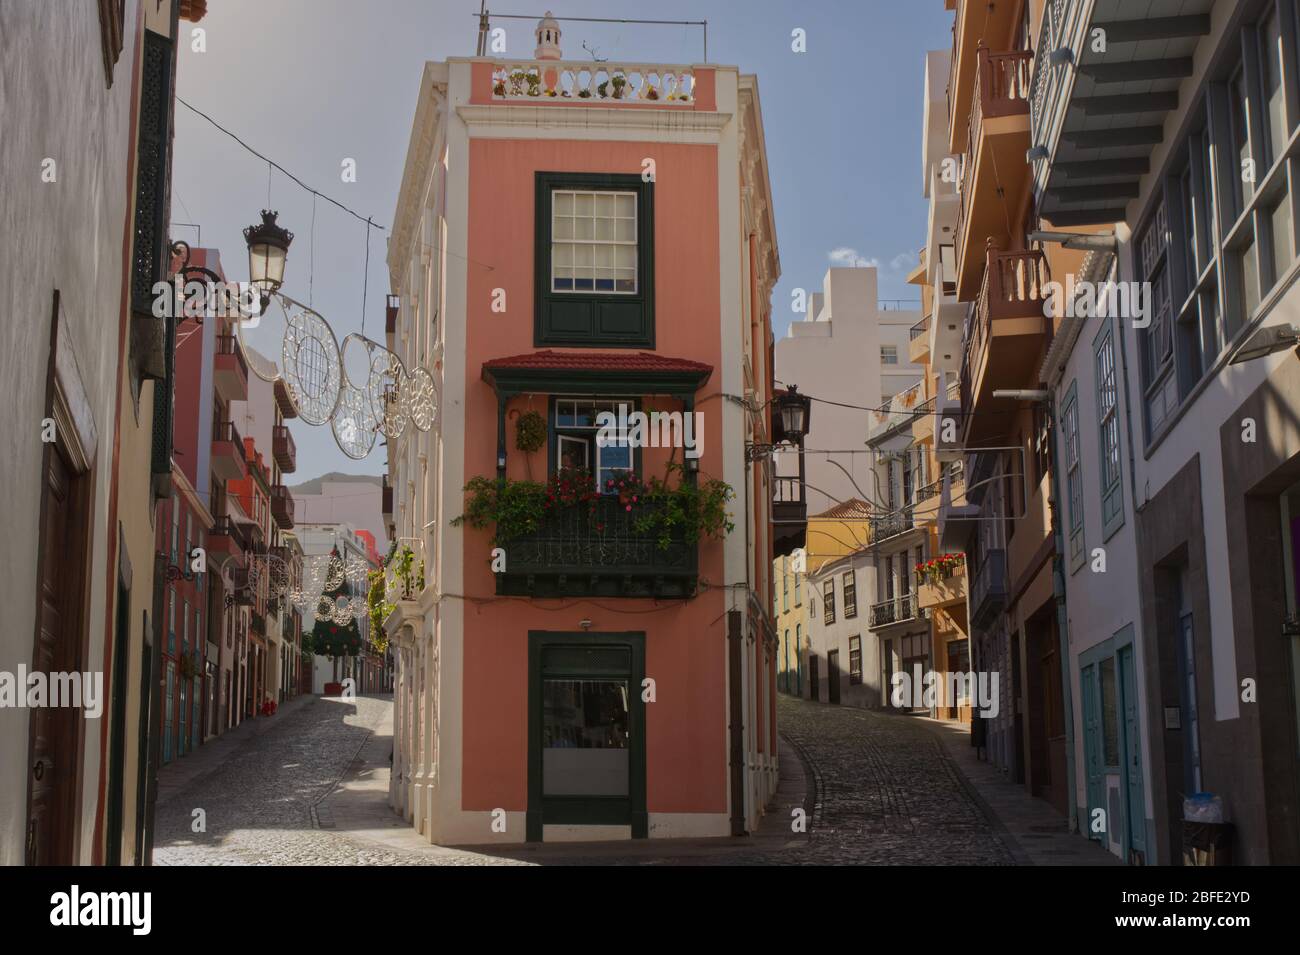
(482, 350), (713, 399)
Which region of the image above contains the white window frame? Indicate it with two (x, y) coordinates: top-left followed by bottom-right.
(551, 189), (638, 295)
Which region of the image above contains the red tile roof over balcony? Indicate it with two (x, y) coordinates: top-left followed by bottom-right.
(483, 350), (713, 375)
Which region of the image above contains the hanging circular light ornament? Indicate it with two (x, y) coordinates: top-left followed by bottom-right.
(402, 364), (438, 433)
(265, 554), (290, 598)
(332, 379), (378, 459)
(282, 306), (342, 426)
(367, 342), (408, 440)
(332, 335), (379, 459)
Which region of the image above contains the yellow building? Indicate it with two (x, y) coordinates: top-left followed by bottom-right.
(774, 499), (872, 697)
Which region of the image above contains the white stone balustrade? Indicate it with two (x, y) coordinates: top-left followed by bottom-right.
(490, 61), (695, 104)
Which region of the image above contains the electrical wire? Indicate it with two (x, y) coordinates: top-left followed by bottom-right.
(177, 97), (387, 231)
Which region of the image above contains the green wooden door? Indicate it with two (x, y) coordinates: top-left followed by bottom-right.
(528, 632), (647, 841)
(1080, 663), (1105, 842)
(1118, 643), (1146, 858)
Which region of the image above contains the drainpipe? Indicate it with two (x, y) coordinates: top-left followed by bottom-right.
(727, 608), (746, 835)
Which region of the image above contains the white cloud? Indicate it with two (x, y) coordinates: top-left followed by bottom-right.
(828, 247), (880, 269)
(827, 247), (916, 273)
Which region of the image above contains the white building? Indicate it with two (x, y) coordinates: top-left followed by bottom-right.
(1033, 0), (1300, 864)
(775, 268), (924, 515)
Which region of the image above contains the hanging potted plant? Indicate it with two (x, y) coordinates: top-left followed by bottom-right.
(515, 410), (546, 453)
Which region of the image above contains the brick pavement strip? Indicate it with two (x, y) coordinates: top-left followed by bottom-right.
(154, 693), (1023, 865)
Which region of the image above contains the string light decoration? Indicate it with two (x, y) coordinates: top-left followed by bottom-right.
(234, 292), (437, 458)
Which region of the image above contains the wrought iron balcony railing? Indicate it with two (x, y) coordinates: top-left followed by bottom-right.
(868, 593), (918, 629)
(870, 507), (914, 544)
(495, 495), (697, 599)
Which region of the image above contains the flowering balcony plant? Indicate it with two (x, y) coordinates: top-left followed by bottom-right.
(453, 463), (734, 551)
(916, 552), (965, 585)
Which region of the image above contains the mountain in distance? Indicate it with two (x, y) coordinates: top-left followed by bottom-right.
(288, 472), (383, 496)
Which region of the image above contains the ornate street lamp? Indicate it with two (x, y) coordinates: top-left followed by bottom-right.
(243, 209), (294, 307)
(775, 384), (811, 442)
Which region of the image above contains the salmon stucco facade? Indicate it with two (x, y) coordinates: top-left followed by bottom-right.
(384, 18), (782, 844)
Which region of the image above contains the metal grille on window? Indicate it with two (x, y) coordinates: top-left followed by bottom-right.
(131, 30), (174, 316)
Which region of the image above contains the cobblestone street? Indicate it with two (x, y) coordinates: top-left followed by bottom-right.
(152, 693), (1087, 865)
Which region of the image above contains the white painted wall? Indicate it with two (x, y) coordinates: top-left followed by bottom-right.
(775, 268), (923, 515)
(0, 0), (143, 866)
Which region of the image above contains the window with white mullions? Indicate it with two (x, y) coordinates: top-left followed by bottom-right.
(551, 190), (638, 294)
(552, 397), (637, 492)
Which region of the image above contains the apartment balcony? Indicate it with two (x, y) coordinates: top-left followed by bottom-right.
(918, 565), (968, 612)
(929, 268), (967, 377)
(960, 248), (1050, 448)
(480, 60), (701, 107)
(934, 384), (963, 464)
(1028, 0), (1211, 226)
(213, 334), (248, 402)
(211, 420), (247, 483)
(207, 516), (244, 568)
(385, 294), (399, 339)
(494, 495), (697, 599)
(773, 475), (807, 559)
(271, 484), (294, 530)
(947, 0), (1026, 154)
(970, 549), (1008, 630)
(912, 395), (936, 446)
(868, 593), (919, 631)
(274, 378), (298, 420)
(870, 507), (918, 547)
(953, 47), (1033, 301)
(272, 424), (296, 474)
(251, 610), (265, 635)
(909, 316), (931, 364)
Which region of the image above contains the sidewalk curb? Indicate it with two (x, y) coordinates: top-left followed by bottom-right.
(778, 729), (822, 834)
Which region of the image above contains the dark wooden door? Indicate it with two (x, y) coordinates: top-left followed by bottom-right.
(808, 653), (820, 702)
(827, 650), (841, 704)
(26, 447), (83, 865)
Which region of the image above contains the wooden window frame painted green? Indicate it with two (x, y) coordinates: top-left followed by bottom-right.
(545, 395), (644, 488)
(1061, 381), (1086, 574)
(535, 172), (655, 348)
(1093, 320), (1125, 542)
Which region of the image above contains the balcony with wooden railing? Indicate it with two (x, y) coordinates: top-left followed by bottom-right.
(207, 515), (244, 567)
(274, 378), (298, 420)
(773, 475), (807, 559)
(211, 419), (246, 483)
(272, 424), (296, 474)
(214, 334), (248, 401)
(271, 484), (294, 530)
(953, 46), (1034, 301)
(960, 246), (1050, 447)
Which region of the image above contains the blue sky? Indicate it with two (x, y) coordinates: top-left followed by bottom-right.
(172, 0), (952, 481)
